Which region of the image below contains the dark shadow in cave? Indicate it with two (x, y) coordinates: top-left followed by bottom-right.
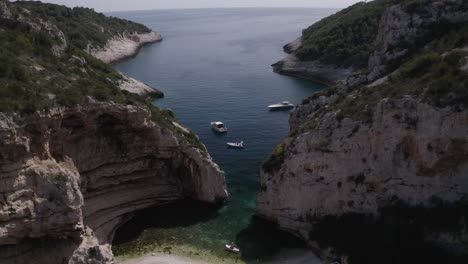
(235, 216), (308, 263)
(112, 199), (221, 247)
(309, 202), (468, 264)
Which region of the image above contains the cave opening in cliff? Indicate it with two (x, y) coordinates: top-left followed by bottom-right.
(111, 199), (221, 251)
(111, 199), (309, 262)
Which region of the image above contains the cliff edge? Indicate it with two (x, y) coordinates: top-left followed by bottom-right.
(261, 1), (468, 263)
(88, 31), (162, 64)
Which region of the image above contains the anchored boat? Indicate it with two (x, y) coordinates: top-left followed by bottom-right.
(268, 101), (294, 110)
(227, 141), (244, 148)
(210, 121), (227, 133)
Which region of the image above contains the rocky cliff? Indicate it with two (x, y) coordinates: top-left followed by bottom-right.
(260, 1), (468, 263)
(88, 31), (162, 64)
(0, 102), (228, 264)
(0, 1), (228, 263)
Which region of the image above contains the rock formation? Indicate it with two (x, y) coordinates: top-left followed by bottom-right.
(88, 31), (162, 64)
(258, 97), (468, 258)
(0, 102), (228, 264)
(118, 75), (164, 99)
(260, 1), (468, 263)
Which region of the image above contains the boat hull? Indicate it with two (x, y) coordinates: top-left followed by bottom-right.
(227, 143), (244, 148)
(212, 127), (227, 133)
(268, 105), (294, 111)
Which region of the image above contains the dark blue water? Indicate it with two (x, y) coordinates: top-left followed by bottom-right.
(111, 8), (334, 263)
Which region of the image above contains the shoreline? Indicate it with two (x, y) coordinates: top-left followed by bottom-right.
(118, 253), (210, 264)
(88, 31), (164, 98)
(119, 75), (164, 99)
(116, 248), (321, 264)
(89, 31), (162, 64)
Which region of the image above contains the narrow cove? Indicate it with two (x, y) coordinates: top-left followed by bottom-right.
(110, 8), (332, 263)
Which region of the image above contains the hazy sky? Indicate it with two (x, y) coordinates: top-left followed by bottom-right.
(34, 0), (362, 12)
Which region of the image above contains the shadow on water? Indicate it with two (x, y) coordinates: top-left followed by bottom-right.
(211, 129), (228, 137)
(236, 216), (307, 263)
(113, 199), (220, 246)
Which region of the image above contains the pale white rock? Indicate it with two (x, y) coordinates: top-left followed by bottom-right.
(283, 37), (302, 54)
(118, 75), (164, 98)
(88, 31), (162, 64)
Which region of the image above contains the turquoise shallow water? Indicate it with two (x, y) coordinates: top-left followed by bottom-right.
(111, 8), (334, 263)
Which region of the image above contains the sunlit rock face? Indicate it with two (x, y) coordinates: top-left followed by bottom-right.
(0, 102), (228, 263)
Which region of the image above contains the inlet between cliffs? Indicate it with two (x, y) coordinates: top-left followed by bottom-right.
(112, 8), (331, 264)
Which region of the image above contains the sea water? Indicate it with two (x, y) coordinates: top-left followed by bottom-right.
(112, 8), (335, 263)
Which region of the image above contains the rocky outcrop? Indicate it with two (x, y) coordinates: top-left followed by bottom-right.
(283, 37), (302, 54)
(273, 36), (352, 84)
(88, 31), (162, 64)
(272, 55), (353, 85)
(273, 0), (468, 86)
(118, 75), (164, 99)
(0, 102), (228, 263)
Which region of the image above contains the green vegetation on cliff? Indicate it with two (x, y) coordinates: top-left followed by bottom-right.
(263, 142), (285, 173)
(0, 1), (148, 113)
(332, 23), (468, 122)
(0, 19), (127, 113)
(296, 0), (388, 66)
(14, 1), (150, 49)
(0, 1), (205, 152)
(294, 0), (468, 124)
(295, 0), (468, 67)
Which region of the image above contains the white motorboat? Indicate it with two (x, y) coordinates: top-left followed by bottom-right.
(268, 101), (294, 110)
(210, 121), (227, 133)
(227, 141), (244, 148)
(225, 243), (240, 253)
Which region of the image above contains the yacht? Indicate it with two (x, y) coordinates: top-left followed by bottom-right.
(227, 141), (244, 148)
(210, 121), (227, 133)
(268, 101), (294, 110)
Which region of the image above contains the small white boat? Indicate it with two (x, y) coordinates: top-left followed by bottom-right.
(227, 141), (244, 148)
(225, 243), (240, 253)
(210, 121), (227, 133)
(268, 101), (294, 110)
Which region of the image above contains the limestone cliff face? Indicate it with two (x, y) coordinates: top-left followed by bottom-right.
(0, 102), (228, 264)
(258, 98), (468, 245)
(261, 1), (468, 262)
(87, 31), (162, 64)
